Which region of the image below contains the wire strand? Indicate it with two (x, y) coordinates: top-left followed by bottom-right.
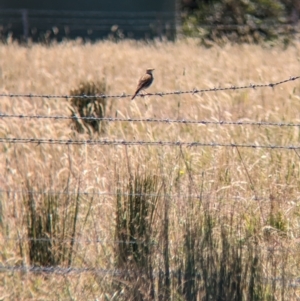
(0, 76), (298, 99)
(0, 137), (299, 149)
(1, 113), (300, 128)
(1, 265), (300, 287)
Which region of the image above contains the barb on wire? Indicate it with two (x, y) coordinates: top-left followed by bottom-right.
(0, 137), (300, 150)
(1, 113), (300, 128)
(0, 76), (298, 99)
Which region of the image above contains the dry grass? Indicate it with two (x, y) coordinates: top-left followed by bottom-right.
(1, 39), (300, 300)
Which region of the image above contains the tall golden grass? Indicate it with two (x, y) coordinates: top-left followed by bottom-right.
(1, 39), (300, 300)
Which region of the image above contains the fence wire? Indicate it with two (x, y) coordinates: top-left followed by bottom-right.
(3, 189), (282, 206)
(0, 265), (120, 276)
(2, 113), (300, 128)
(2, 236), (300, 251)
(1, 75), (300, 287)
(0, 189), (262, 198)
(3, 189), (298, 205)
(0, 76), (298, 100)
(1, 265), (300, 287)
(3, 237), (157, 245)
(0, 137), (300, 150)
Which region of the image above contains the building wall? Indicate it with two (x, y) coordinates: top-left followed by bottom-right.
(0, 0), (177, 41)
(0, 0), (175, 11)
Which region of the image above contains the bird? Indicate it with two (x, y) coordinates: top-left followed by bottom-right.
(131, 68), (154, 100)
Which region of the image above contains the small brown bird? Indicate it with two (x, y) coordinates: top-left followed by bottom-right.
(131, 68), (154, 100)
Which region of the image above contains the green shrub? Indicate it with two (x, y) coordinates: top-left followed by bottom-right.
(182, 0), (294, 43)
(24, 181), (81, 267)
(114, 172), (160, 300)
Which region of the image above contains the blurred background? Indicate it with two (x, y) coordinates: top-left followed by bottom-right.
(0, 0), (178, 41)
(0, 0), (299, 43)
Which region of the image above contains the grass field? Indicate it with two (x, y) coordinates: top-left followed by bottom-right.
(1, 39), (300, 300)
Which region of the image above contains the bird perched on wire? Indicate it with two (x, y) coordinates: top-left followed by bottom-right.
(131, 68), (154, 100)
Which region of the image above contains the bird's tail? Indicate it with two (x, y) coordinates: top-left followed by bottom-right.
(131, 90), (139, 101)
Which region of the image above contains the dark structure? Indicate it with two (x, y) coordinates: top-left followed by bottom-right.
(0, 0), (178, 41)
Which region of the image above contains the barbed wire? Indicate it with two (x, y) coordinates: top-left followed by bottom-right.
(3, 236), (158, 245)
(1, 76), (300, 290)
(3, 189), (284, 206)
(0, 265), (120, 275)
(1, 137), (300, 150)
(2, 112), (300, 128)
(0, 189), (246, 199)
(3, 189), (299, 204)
(2, 236), (300, 249)
(1, 265), (300, 287)
(0, 76), (298, 100)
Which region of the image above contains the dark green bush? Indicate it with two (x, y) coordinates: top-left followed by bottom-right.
(24, 181), (82, 267)
(114, 173), (160, 300)
(182, 0), (297, 43)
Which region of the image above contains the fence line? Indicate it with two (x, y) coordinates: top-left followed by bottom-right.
(3, 189), (279, 204)
(0, 265), (120, 276)
(3, 237), (157, 245)
(3, 189), (296, 204)
(2, 113), (300, 128)
(2, 236), (298, 250)
(0, 189), (251, 199)
(1, 265), (300, 287)
(1, 76), (300, 291)
(1, 137), (300, 150)
(0, 76), (298, 100)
